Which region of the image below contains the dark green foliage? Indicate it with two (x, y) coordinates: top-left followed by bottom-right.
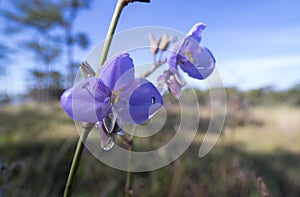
(244, 85), (300, 107)
(3, 0), (64, 31)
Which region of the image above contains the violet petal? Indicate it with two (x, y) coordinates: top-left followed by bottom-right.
(113, 78), (163, 124)
(98, 53), (134, 90)
(186, 22), (206, 43)
(60, 77), (111, 122)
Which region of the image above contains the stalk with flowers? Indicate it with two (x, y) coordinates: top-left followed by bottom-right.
(61, 0), (215, 196)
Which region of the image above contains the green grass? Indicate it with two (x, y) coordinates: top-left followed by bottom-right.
(0, 103), (300, 196)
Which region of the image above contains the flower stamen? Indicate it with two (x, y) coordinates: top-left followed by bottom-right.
(111, 88), (121, 104)
(185, 51), (194, 63)
(82, 82), (94, 98)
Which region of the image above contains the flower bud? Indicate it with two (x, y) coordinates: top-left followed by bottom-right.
(148, 33), (161, 55)
(159, 32), (171, 51)
(80, 61), (96, 78)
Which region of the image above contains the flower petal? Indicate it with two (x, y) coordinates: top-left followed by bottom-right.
(156, 70), (171, 94)
(98, 53), (134, 90)
(167, 74), (185, 99)
(179, 46), (215, 79)
(186, 22), (206, 43)
(113, 78), (163, 124)
(167, 41), (182, 75)
(167, 22), (215, 80)
(60, 77), (111, 122)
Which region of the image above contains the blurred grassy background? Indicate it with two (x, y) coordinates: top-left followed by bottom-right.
(1, 89), (300, 197)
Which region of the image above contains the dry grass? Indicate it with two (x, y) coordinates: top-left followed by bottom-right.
(223, 105), (300, 153)
(1, 102), (300, 196)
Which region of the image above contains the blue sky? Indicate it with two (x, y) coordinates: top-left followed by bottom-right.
(1, 0), (300, 94)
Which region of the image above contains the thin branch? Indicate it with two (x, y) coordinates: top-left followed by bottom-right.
(141, 58), (167, 78)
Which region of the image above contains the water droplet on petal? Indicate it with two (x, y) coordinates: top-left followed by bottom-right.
(101, 137), (114, 151)
(151, 97), (156, 104)
(95, 121), (101, 128)
(98, 121), (114, 151)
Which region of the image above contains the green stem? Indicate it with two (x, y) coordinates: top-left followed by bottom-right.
(98, 0), (125, 67)
(63, 123), (94, 197)
(125, 142), (132, 197)
(124, 124), (136, 197)
(98, 0), (151, 67)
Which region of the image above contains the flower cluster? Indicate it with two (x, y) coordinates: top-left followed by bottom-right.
(60, 22), (215, 150)
(158, 22), (215, 98)
(61, 53), (163, 149)
(168, 22), (215, 80)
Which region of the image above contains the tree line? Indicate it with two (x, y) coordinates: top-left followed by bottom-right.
(0, 0), (92, 102)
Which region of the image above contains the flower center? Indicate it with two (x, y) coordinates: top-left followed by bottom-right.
(111, 88), (121, 104)
(185, 51), (194, 63)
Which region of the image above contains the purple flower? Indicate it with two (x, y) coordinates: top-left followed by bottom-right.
(168, 22), (216, 80)
(60, 53), (163, 125)
(157, 70), (185, 99)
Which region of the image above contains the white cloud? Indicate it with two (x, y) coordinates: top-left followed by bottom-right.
(222, 54), (300, 70)
(217, 54), (300, 90)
